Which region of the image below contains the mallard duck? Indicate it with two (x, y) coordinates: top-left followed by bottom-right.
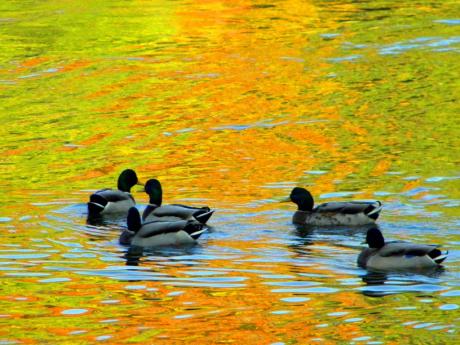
(87, 169), (143, 216)
(283, 187), (382, 226)
(142, 179), (214, 224)
(358, 227), (448, 270)
(121, 207), (206, 247)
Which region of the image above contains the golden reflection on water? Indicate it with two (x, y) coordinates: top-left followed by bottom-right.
(0, 0), (459, 344)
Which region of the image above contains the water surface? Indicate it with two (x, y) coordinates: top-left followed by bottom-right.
(0, 1), (459, 344)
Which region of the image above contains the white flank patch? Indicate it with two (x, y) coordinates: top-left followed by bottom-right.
(102, 199), (135, 214)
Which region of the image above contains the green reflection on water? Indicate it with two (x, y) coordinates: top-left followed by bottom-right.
(0, 0), (459, 344)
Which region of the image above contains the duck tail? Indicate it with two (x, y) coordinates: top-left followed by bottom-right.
(190, 228), (207, 240)
(194, 209), (215, 224)
(366, 201), (382, 220)
(88, 194), (107, 214)
(184, 221), (206, 240)
(430, 249), (448, 265)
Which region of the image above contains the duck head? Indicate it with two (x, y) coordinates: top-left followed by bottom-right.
(118, 169), (142, 192)
(127, 207), (142, 233)
(145, 179), (163, 206)
(288, 187), (314, 211)
(364, 227), (385, 249)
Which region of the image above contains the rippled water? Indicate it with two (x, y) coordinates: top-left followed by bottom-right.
(1, 1), (459, 344)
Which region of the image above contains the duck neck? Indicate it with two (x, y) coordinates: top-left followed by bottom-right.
(148, 191), (162, 207)
(297, 198), (313, 212)
(127, 211), (141, 233)
(367, 228), (385, 249)
(118, 180), (131, 192)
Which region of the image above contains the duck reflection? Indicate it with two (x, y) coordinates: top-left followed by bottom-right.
(359, 267), (446, 297)
(125, 245), (144, 266)
(289, 223), (372, 252)
(123, 242), (207, 267)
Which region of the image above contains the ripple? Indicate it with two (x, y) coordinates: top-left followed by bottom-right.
(61, 309), (88, 315)
(328, 312), (349, 317)
(413, 322), (435, 329)
(270, 310), (292, 315)
(440, 290), (460, 297)
(38, 277), (71, 283)
(5, 272), (50, 277)
(280, 297), (310, 303)
(439, 304), (459, 310)
(272, 287), (338, 293)
(174, 314), (193, 319)
(95, 335), (112, 341)
(327, 55), (362, 63)
(163, 282), (246, 288)
(319, 191), (363, 199)
(100, 300), (120, 304)
(0, 254), (50, 259)
(378, 36), (460, 55)
(352, 336), (372, 341)
(68, 330), (87, 335)
(434, 19), (460, 25)
(264, 281), (322, 287)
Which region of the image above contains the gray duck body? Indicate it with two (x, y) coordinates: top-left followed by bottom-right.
(87, 169), (142, 216)
(358, 228), (448, 270)
(287, 188), (382, 226)
(142, 179), (214, 224)
(122, 207), (206, 247)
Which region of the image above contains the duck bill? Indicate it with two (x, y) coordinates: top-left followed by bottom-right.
(279, 197), (291, 203)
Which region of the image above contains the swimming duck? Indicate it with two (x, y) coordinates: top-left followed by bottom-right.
(142, 179), (214, 224)
(121, 207), (206, 247)
(87, 169), (143, 216)
(358, 227), (448, 270)
(284, 187), (382, 226)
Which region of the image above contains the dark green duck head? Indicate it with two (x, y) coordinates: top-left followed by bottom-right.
(145, 179), (163, 206)
(364, 227), (385, 249)
(289, 187), (314, 211)
(118, 169), (142, 192)
(127, 207), (142, 233)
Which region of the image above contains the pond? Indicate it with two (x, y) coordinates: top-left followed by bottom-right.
(0, 0), (459, 344)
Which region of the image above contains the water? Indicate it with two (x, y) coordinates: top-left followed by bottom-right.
(0, 0), (459, 343)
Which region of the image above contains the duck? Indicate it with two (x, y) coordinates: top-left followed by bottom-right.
(87, 169), (143, 216)
(283, 187), (382, 226)
(121, 207), (206, 247)
(358, 227), (448, 270)
(142, 179), (214, 224)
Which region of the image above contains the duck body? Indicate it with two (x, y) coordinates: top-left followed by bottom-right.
(88, 189), (135, 215)
(87, 169), (142, 217)
(293, 201), (382, 226)
(287, 188), (382, 226)
(358, 228), (448, 271)
(122, 207), (206, 247)
(143, 204), (214, 223)
(142, 179), (214, 224)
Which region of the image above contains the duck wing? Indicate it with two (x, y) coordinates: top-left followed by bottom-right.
(379, 242), (440, 257)
(137, 220), (204, 239)
(137, 220), (189, 238)
(170, 204), (211, 212)
(93, 189), (134, 202)
(143, 204), (214, 224)
(315, 201), (381, 215)
(151, 205), (196, 219)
